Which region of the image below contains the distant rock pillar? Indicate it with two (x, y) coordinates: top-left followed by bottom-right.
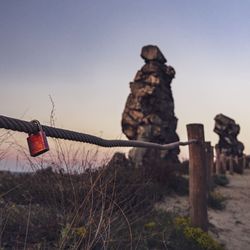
(214, 114), (244, 157)
(121, 45), (180, 178)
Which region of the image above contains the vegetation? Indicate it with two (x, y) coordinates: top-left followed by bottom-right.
(212, 175), (229, 187)
(174, 217), (224, 250)
(0, 157), (187, 249)
(0, 159), (224, 249)
(0, 128), (223, 249)
(208, 191), (226, 210)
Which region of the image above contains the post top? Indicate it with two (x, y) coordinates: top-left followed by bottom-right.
(186, 123), (204, 128)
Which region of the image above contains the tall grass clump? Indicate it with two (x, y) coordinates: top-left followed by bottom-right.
(0, 116), (223, 249)
(0, 126), (179, 249)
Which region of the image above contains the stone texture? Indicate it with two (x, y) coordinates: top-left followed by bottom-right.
(107, 152), (131, 169)
(214, 113), (244, 156)
(121, 45), (180, 172)
(141, 45), (167, 64)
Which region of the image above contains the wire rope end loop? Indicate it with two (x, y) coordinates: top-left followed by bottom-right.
(190, 139), (199, 144)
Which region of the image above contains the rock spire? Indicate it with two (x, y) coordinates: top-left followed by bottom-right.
(121, 45), (180, 174)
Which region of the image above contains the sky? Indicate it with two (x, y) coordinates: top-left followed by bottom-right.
(0, 0), (250, 168)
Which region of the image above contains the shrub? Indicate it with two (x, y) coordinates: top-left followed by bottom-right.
(213, 175), (229, 187)
(208, 191), (226, 210)
(0, 160), (172, 249)
(0, 151), (223, 249)
(174, 217), (224, 250)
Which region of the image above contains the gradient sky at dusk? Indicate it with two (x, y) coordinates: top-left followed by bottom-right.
(1, 0), (250, 164)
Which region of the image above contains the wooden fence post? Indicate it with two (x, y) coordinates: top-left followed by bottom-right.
(234, 155), (239, 167)
(210, 146), (215, 175)
(205, 142), (212, 192)
(243, 155), (246, 170)
(215, 147), (221, 175)
(229, 155), (234, 175)
(234, 156), (241, 174)
(238, 156), (244, 174)
(220, 153), (227, 174)
(187, 124), (208, 232)
(244, 155), (249, 169)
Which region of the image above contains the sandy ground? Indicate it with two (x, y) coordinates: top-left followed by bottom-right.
(155, 169), (250, 250)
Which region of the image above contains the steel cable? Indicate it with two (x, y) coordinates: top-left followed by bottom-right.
(0, 115), (197, 150)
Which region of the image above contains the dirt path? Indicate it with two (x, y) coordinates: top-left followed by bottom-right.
(209, 169), (250, 250)
(156, 169), (250, 250)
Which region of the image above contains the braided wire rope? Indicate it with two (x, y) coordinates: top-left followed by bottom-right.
(0, 115), (197, 150)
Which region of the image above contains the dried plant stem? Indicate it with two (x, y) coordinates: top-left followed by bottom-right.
(24, 201), (32, 250)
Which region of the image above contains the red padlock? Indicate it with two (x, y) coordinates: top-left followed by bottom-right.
(27, 120), (49, 157)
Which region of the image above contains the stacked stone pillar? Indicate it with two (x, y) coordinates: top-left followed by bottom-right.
(121, 45), (180, 181)
(214, 114), (245, 174)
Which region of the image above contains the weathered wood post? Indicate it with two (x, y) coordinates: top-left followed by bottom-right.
(205, 142), (212, 192)
(187, 124), (208, 232)
(229, 155), (234, 175)
(234, 155), (242, 174)
(210, 146), (215, 175)
(245, 156), (249, 169)
(234, 155), (239, 167)
(238, 156), (244, 174)
(243, 155), (247, 170)
(220, 153), (227, 174)
(215, 147), (222, 175)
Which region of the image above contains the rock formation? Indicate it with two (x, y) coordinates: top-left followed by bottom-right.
(214, 113), (244, 157)
(121, 45), (180, 176)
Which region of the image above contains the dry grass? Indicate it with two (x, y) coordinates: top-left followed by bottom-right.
(0, 128), (168, 249)
(0, 128), (192, 249)
(0, 109), (220, 249)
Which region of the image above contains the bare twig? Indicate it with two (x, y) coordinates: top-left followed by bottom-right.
(24, 201), (32, 250)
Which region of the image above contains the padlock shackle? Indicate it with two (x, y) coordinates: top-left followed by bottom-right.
(30, 120), (43, 135)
